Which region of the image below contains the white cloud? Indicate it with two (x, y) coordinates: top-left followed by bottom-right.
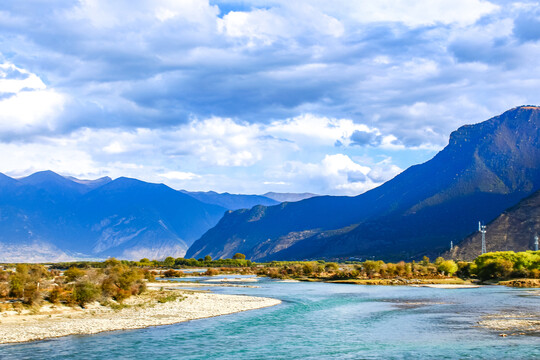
(71, 0), (219, 29)
(267, 154), (403, 195)
(218, 5), (343, 46)
(1, 0), (536, 196)
(159, 171), (200, 180)
(0, 63), (66, 134)
(309, 0), (499, 27)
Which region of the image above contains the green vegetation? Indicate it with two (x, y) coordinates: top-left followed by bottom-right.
(0, 258), (147, 309)
(256, 251), (539, 286)
(1, 250), (538, 312)
(473, 251), (540, 281)
(157, 293), (185, 304)
(48, 256), (253, 270)
(255, 259), (458, 281)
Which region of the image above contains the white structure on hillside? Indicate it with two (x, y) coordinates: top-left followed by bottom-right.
(479, 221), (487, 254)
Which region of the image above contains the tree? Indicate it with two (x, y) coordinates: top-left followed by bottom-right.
(437, 260), (458, 276)
(302, 263), (314, 276)
(73, 281), (100, 307)
(477, 259), (514, 281)
(204, 255), (212, 262)
(325, 262), (339, 272)
(64, 267), (86, 282)
(232, 253), (246, 260)
(163, 257), (175, 267)
(362, 260), (382, 278)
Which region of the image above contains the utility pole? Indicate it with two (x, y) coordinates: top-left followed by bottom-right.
(535, 233), (539, 252)
(479, 221), (487, 254)
(450, 241), (453, 251)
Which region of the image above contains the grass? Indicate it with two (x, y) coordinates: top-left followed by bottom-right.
(157, 293), (185, 304)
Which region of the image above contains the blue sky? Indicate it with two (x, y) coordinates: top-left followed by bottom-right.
(0, 0), (539, 195)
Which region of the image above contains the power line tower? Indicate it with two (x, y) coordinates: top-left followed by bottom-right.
(479, 221), (487, 254)
(535, 233), (539, 252)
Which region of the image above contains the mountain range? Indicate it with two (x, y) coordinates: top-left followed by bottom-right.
(0, 172), (305, 262)
(2, 106), (540, 263)
(187, 106), (540, 262)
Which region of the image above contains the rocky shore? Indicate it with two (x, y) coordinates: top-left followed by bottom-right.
(478, 312), (540, 336)
(0, 289), (281, 344)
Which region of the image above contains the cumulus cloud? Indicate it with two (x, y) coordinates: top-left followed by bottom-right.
(159, 171), (201, 181)
(0, 63), (66, 137)
(0, 0), (539, 194)
(266, 154), (403, 195)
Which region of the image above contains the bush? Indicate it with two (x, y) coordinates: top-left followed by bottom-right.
(64, 267), (86, 282)
(456, 261), (472, 278)
(325, 263), (339, 272)
(163, 269), (184, 278)
(163, 257), (175, 267)
(437, 260), (458, 276)
(474, 251), (540, 281)
(204, 268), (220, 276)
(73, 281), (100, 306)
(477, 259), (514, 281)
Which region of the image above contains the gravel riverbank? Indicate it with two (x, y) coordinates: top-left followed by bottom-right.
(0, 290), (281, 344)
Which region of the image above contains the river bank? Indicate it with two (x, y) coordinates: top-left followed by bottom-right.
(0, 287), (281, 344)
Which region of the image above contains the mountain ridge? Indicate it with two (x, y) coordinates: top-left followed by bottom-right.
(187, 105), (540, 261)
(0, 172), (227, 262)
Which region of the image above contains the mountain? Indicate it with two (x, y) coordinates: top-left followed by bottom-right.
(181, 190), (279, 210)
(262, 192), (318, 203)
(0, 172), (226, 262)
(66, 175), (112, 190)
(446, 189), (540, 260)
(187, 106), (540, 262)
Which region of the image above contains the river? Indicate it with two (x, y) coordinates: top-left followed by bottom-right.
(1, 275), (538, 359)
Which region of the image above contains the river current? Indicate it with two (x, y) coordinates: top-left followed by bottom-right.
(1, 275), (539, 359)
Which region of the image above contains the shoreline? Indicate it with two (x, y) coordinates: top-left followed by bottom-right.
(0, 289), (281, 345)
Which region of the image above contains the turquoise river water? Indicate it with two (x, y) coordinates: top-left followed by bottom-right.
(1, 275), (539, 359)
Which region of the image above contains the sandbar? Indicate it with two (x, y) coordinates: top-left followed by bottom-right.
(0, 289), (280, 344)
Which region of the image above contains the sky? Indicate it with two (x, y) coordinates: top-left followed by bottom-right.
(0, 0), (539, 195)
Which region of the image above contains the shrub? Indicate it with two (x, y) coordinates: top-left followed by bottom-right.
(477, 259), (514, 281)
(204, 268), (220, 276)
(302, 263), (315, 276)
(73, 281), (100, 306)
(437, 260), (458, 276)
(325, 262), (339, 272)
(163, 269), (184, 278)
(163, 257), (175, 267)
(64, 267), (86, 282)
(456, 261), (472, 278)
(143, 269), (156, 281)
(362, 260), (383, 278)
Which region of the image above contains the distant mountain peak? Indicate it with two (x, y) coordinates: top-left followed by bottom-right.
(262, 192), (319, 203)
(19, 170), (66, 183)
(514, 105), (539, 110)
